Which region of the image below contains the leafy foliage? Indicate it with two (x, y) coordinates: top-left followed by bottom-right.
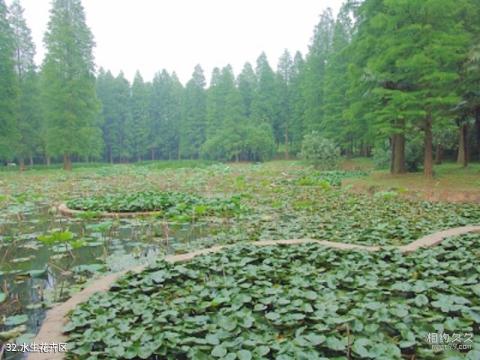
(66, 191), (245, 219)
(0, 0), (19, 159)
(296, 170), (368, 187)
(300, 132), (340, 170)
(66, 234), (480, 359)
(41, 0), (102, 167)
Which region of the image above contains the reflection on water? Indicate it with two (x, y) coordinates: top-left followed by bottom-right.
(0, 202), (221, 359)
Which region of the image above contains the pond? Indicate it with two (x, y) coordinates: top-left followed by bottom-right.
(0, 199), (222, 359)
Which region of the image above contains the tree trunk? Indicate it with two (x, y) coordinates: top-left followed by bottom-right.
(19, 157), (25, 171)
(392, 133), (406, 174)
(151, 149), (155, 161)
(284, 127), (289, 160)
(434, 144), (443, 165)
(46, 156), (51, 166)
(63, 153), (72, 171)
(424, 115), (433, 178)
(391, 119), (406, 174)
(29, 156), (33, 166)
(457, 123), (468, 167)
(475, 107), (480, 161)
(390, 136), (395, 174)
(109, 148), (113, 164)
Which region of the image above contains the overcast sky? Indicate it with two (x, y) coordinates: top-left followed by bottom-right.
(7, 0), (344, 84)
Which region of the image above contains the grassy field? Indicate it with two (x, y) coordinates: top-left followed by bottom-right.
(342, 159), (480, 202)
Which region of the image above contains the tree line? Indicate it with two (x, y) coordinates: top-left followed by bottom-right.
(0, 0), (479, 176)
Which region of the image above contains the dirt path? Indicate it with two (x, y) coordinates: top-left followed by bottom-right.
(57, 203), (163, 218)
(28, 225), (480, 360)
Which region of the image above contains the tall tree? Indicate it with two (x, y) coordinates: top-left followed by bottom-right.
(150, 70), (183, 160)
(42, 0), (101, 170)
(9, 0), (40, 169)
(323, 3), (354, 155)
(111, 72), (132, 162)
(303, 8), (335, 134)
(237, 62), (257, 119)
(96, 68), (116, 162)
(276, 49), (294, 158)
(289, 51), (306, 153)
(0, 0), (18, 161)
(127, 71), (150, 161)
(251, 53), (277, 142)
(455, 1), (480, 165)
(180, 65), (207, 159)
(205, 67), (224, 139)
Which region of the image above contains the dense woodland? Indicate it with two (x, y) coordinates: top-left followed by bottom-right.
(0, 0), (479, 176)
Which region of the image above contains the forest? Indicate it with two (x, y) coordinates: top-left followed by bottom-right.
(0, 0), (479, 176)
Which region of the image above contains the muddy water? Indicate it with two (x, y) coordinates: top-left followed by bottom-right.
(0, 203), (219, 359)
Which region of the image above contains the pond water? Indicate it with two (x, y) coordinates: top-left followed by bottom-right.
(0, 200), (219, 359)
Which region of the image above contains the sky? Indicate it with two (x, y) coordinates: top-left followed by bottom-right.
(7, 0), (344, 85)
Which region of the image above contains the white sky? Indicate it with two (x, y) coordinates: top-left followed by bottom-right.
(7, 0), (344, 84)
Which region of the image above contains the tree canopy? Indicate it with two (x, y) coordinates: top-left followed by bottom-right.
(0, 0), (479, 173)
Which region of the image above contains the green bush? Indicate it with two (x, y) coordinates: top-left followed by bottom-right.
(201, 123), (275, 162)
(300, 132), (340, 170)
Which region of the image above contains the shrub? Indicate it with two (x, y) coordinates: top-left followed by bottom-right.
(201, 123), (275, 162)
(300, 132), (340, 170)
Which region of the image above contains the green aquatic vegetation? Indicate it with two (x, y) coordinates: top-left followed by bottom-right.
(2, 161), (480, 357)
(66, 191), (245, 220)
(37, 230), (87, 253)
(295, 170), (369, 187)
(65, 234), (480, 359)
(4, 314), (29, 326)
(229, 189), (480, 246)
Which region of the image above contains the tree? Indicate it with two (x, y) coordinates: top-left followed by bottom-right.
(0, 0), (19, 161)
(455, 1), (480, 165)
(97, 71), (133, 163)
(180, 65), (207, 159)
(237, 62), (257, 119)
(252, 53), (278, 135)
(276, 49), (294, 158)
(303, 8), (335, 134)
(96, 68), (117, 162)
(205, 67), (225, 139)
(289, 51), (306, 154)
(351, 0), (469, 177)
(10, 0), (40, 169)
(323, 3), (354, 155)
(42, 0), (102, 170)
(127, 71), (150, 161)
(150, 70), (183, 160)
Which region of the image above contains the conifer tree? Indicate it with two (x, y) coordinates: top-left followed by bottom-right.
(0, 0), (18, 161)
(276, 49), (294, 158)
(251, 53), (278, 145)
(128, 71), (150, 161)
(150, 70), (183, 160)
(9, 0), (40, 169)
(180, 65), (207, 159)
(303, 8), (334, 134)
(42, 0), (101, 170)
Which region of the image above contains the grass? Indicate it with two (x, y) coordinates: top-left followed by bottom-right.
(342, 159), (480, 201)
